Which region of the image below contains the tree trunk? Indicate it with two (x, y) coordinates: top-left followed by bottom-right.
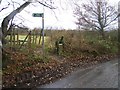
(1, 2), (30, 44)
(100, 28), (105, 39)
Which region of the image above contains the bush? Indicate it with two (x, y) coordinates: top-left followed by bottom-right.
(46, 30), (118, 56)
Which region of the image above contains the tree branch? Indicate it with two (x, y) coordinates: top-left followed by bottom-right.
(0, 0), (2, 4)
(1, 1), (31, 44)
(37, 1), (56, 9)
(0, 2), (10, 12)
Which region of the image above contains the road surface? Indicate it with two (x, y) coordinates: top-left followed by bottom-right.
(38, 59), (118, 88)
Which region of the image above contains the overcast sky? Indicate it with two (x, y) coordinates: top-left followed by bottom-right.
(0, 0), (119, 30)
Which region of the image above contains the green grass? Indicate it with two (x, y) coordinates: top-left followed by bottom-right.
(6, 35), (49, 45)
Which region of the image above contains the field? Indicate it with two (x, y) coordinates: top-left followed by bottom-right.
(6, 34), (49, 44)
(3, 29), (119, 66)
(2, 29), (119, 88)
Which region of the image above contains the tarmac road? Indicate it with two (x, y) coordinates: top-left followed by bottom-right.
(38, 59), (118, 88)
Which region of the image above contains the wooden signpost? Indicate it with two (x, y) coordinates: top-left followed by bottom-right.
(32, 13), (45, 59)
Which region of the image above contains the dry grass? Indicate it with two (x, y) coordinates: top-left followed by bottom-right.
(45, 30), (118, 56)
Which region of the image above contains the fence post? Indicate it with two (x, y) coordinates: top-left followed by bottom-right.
(10, 29), (13, 49)
(19, 31), (31, 49)
(13, 28), (15, 48)
(33, 30), (35, 44)
(17, 30), (19, 46)
(28, 31), (31, 51)
(39, 30), (42, 45)
(35, 31), (37, 44)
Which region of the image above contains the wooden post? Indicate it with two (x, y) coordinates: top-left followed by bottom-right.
(39, 30), (42, 45)
(13, 28), (15, 47)
(10, 29), (13, 49)
(33, 30), (35, 44)
(8, 35), (10, 45)
(17, 30), (19, 45)
(19, 31), (31, 49)
(50, 29), (53, 48)
(28, 31), (31, 49)
(35, 31), (37, 44)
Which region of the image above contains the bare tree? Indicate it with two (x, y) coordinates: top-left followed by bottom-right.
(74, 0), (118, 39)
(1, 1), (31, 44)
(1, 0), (55, 44)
